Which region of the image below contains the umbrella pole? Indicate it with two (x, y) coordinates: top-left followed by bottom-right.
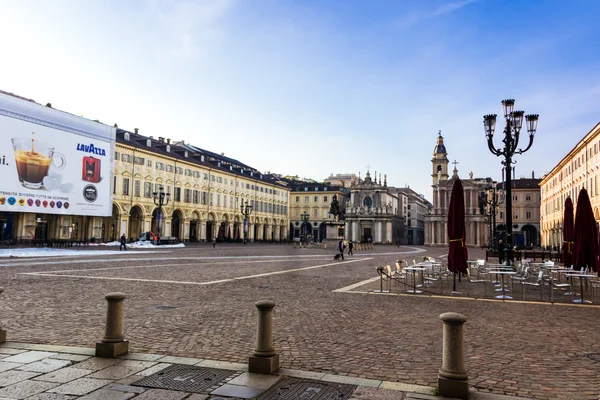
(453, 272), (456, 292)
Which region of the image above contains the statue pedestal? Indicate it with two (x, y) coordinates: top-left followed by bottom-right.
(324, 221), (344, 242)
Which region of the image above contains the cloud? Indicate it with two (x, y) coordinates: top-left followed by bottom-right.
(395, 0), (479, 28)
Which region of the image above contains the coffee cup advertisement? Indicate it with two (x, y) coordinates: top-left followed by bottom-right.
(0, 92), (115, 217)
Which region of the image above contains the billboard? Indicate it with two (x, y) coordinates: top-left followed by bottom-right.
(0, 92), (115, 217)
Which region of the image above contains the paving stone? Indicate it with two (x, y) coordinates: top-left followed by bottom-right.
(186, 395), (209, 400)
(155, 356), (200, 365)
(0, 370), (40, 386)
(118, 353), (164, 361)
(227, 372), (281, 389)
(48, 377), (113, 395)
(277, 368), (326, 380)
(117, 359), (158, 369)
(197, 360), (247, 371)
(88, 365), (144, 380)
(71, 357), (120, 372)
(1, 351), (56, 364)
(0, 379), (59, 399)
(116, 374), (145, 385)
(17, 358), (71, 373)
(132, 388), (190, 400)
(50, 354), (91, 362)
(380, 381), (435, 395)
(26, 344), (70, 352)
(105, 382), (147, 393)
(78, 388), (137, 400)
(210, 383), (266, 399)
(34, 367), (93, 383)
(350, 386), (408, 400)
(54, 347), (96, 356)
(0, 349), (26, 355)
(24, 394), (77, 400)
(0, 361), (24, 373)
(321, 373), (381, 388)
(137, 363), (172, 377)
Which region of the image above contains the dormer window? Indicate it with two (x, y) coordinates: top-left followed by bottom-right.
(201, 155), (205, 162)
(184, 151), (188, 158)
(166, 145), (170, 153)
(146, 139), (151, 147)
(124, 132), (130, 141)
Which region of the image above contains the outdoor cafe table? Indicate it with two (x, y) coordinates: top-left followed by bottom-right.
(488, 270), (516, 299)
(404, 266), (427, 294)
(566, 274), (597, 304)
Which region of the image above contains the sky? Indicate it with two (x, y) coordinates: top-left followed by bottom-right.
(1, 0), (600, 200)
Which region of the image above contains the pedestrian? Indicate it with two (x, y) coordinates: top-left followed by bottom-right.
(120, 234), (127, 251)
(212, 236), (216, 248)
(337, 239), (345, 260)
(348, 240), (353, 255)
(497, 239), (505, 264)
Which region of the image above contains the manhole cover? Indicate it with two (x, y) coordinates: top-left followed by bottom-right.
(132, 365), (236, 393)
(256, 377), (356, 400)
(154, 305), (177, 310)
(586, 353), (600, 362)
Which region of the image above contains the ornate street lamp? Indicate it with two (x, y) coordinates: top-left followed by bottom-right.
(240, 200), (253, 244)
(484, 99), (539, 265)
(152, 188), (171, 241)
(485, 184), (503, 251)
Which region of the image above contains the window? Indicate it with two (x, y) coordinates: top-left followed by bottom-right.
(115, 151), (120, 160)
(174, 187), (181, 202)
(121, 154), (131, 163)
(185, 169), (192, 176)
(295, 209), (300, 217)
(134, 180), (141, 197)
(184, 189), (191, 202)
(176, 167), (183, 175)
(210, 193), (214, 206)
(201, 191), (207, 205)
(211, 175), (215, 182)
(526, 194), (531, 201)
(230, 196), (233, 208)
(146, 159), (153, 167)
(156, 162), (164, 170)
(500, 211), (504, 219)
(224, 195), (227, 207)
(133, 156), (145, 165)
(193, 171), (200, 178)
(122, 178), (130, 195)
(203, 173), (208, 180)
(144, 182), (152, 198)
(313, 209), (318, 217)
(314, 196), (318, 202)
(324, 196), (328, 203)
(295, 196), (300, 202)
(304, 196), (309, 202)
(166, 165), (173, 172)
(526, 211), (532, 219)
(193, 190), (199, 204)
(217, 177), (222, 183)
(224, 178), (228, 184)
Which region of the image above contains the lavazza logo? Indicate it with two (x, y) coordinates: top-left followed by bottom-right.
(83, 185), (98, 203)
(76, 143), (107, 156)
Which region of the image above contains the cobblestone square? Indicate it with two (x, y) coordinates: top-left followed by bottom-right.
(0, 244), (598, 399)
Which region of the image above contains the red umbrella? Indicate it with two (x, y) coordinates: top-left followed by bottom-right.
(447, 178), (469, 291)
(573, 188), (598, 273)
(562, 197), (574, 267)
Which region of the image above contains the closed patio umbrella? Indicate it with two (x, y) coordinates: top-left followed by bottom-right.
(562, 197), (574, 268)
(573, 188), (598, 273)
(447, 178), (469, 292)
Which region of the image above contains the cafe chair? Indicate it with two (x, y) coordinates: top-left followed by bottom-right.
(467, 268), (488, 298)
(521, 271), (546, 301)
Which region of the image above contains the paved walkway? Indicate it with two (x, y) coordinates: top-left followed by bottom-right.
(0, 244), (598, 399)
(0, 341), (525, 399)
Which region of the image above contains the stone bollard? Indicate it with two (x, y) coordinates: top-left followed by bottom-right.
(96, 293), (129, 358)
(0, 287), (5, 343)
(438, 312), (468, 399)
(248, 300), (279, 373)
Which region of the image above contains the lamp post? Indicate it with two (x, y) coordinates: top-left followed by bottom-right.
(485, 185), (503, 251)
(241, 200), (253, 244)
(301, 212), (310, 244)
(484, 99), (538, 265)
(152, 188), (170, 241)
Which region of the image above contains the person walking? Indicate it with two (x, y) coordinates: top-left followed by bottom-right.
(212, 236), (216, 248)
(337, 239), (345, 260)
(120, 234), (127, 251)
(497, 239), (505, 264)
(348, 240), (354, 255)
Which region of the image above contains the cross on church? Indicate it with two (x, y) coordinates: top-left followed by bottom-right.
(366, 164), (371, 172)
(452, 160), (459, 169)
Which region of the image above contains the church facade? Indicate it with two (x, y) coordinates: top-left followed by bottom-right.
(424, 132), (490, 247)
(344, 170), (405, 244)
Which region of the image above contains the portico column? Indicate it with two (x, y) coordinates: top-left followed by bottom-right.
(386, 221), (392, 243)
(183, 218), (190, 241)
(200, 220), (207, 241)
(377, 221), (383, 243)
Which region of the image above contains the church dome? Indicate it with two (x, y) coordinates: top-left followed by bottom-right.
(433, 130), (447, 155)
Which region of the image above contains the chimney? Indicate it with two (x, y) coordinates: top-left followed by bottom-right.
(158, 137), (164, 142)
(221, 152), (224, 156)
(166, 138), (171, 144)
(134, 128), (139, 134)
(532, 170), (535, 179)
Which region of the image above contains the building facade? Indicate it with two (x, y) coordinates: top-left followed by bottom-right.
(540, 122), (600, 249)
(424, 132), (490, 247)
(392, 187), (431, 245)
(344, 170), (404, 244)
(3, 127), (291, 243)
(323, 173), (358, 188)
(287, 181), (346, 242)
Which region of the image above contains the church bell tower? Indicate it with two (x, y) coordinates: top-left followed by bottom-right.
(431, 130), (449, 185)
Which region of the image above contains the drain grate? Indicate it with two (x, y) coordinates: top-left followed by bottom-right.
(131, 364), (236, 393)
(586, 353), (600, 362)
(256, 377), (356, 400)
